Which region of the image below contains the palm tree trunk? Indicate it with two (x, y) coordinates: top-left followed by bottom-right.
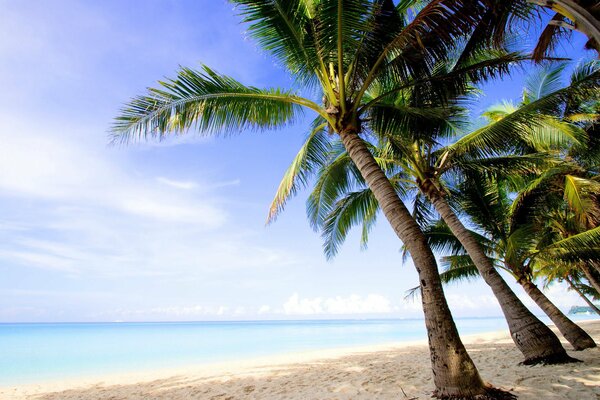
(425, 188), (576, 365)
(580, 263), (600, 294)
(516, 276), (596, 350)
(566, 277), (600, 315)
(591, 260), (600, 275)
(338, 129), (510, 399)
(529, 0), (600, 53)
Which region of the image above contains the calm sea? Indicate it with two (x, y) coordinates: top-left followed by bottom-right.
(0, 315), (596, 385)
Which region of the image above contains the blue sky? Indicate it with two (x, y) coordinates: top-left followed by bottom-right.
(0, 0), (594, 322)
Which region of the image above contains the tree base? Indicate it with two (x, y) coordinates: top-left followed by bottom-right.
(520, 353), (581, 365)
(432, 386), (518, 400)
(572, 341), (597, 351)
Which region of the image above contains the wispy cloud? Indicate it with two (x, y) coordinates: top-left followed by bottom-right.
(157, 177), (198, 190)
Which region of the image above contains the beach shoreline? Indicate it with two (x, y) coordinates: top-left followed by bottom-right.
(2, 320), (599, 399)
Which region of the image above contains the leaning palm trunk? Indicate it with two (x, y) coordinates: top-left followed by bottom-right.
(514, 272), (596, 350)
(529, 0), (600, 53)
(580, 263), (600, 294)
(566, 277), (600, 315)
(338, 130), (512, 399)
(424, 186), (576, 364)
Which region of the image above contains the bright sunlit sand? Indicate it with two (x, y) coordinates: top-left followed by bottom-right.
(3, 320), (599, 400)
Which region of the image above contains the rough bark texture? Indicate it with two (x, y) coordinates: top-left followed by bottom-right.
(566, 277), (600, 315)
(425, 189), (576, 365)
(518, 278), (596, 350)
(339, 130), (514, 399)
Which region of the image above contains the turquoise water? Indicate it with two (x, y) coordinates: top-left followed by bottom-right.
(0, 315), (596, 385)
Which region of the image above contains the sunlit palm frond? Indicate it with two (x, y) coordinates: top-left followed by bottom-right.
(563, 175), (600, 224)
(537, 226), (600, 263)
(448, 153), (552, 177)
(231, 0), (325, 86)
(522, 63), (566, 104)
(268, 118), (330, 223)
(448, 75), (597, 157)
(112, 65), (314, 143)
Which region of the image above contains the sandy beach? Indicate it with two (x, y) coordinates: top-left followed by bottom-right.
(2, 320), (599, 400)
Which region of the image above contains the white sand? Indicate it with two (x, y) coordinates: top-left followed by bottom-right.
(2, 320), (599, 399)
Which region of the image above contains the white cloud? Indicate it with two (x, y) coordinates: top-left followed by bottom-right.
(283, 293), (393, 315)
(0, 116), (298, 278)
(0, 117), (226, 228)
(157, 177), (197, 190)
(258, 305), (271, 314)
(283, 294), (324, 315)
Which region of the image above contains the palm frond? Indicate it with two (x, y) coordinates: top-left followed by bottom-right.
(412, 192), (437, 228)
(504, 224), (537, 266)
(112, 65), (314, 143)
(448, 153), (552, 176)
(268, 118), (330, 223)
(447, 70), (599, 156)
(231, 0), (326, 87)
(306, 147), (362, 230)
(421, 219), (495, 257)
(361, 51), (529, 113)
(455, 174), (508, 241)
(321, 189), (379, 259)
(522, 63), (566, 104)
(439, 255), (481, 284)
(538, 226), (600, 263)
(532, 13), (571, 62)
(563, 175), (600, 224)
(355, 0), (494, 105)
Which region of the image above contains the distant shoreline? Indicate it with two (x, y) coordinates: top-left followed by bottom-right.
(2, 320), (600, 399)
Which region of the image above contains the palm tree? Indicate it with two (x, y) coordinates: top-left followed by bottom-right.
(422, 172), (597, 350)
(564, 275), (600, 314)
(421, 62), (600, 350)
(286, 60), (598, 362)
(112, 1), (525, 397)
(504, 61), (600, 290)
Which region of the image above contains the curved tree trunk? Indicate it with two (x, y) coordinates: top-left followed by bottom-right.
(581, 263), (600, 294)
(529, 0), (600, 54)
(517, 276), (596, 350)
(338, 129), (513, 399)
(566, 276), (600, 315)
(425, 189), (576, 365)
(589, 260), (600, 276)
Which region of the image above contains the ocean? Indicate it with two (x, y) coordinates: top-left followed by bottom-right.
(0, 315), (596, 385)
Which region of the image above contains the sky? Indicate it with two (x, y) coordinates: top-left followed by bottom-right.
(0, 0), (595, 322)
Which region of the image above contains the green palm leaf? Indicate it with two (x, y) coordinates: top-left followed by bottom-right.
(321, 189), (378, 258)
(439, 255), (482, 284)
(538, 226), (600, 263)
(448, 70), (600, 156)
(112, 65), (320, 143)
(522, 63), (566, 104)
(268, 118), (330, 223)
(232, 0), (327, 88)
(563, 175), (600, 224)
